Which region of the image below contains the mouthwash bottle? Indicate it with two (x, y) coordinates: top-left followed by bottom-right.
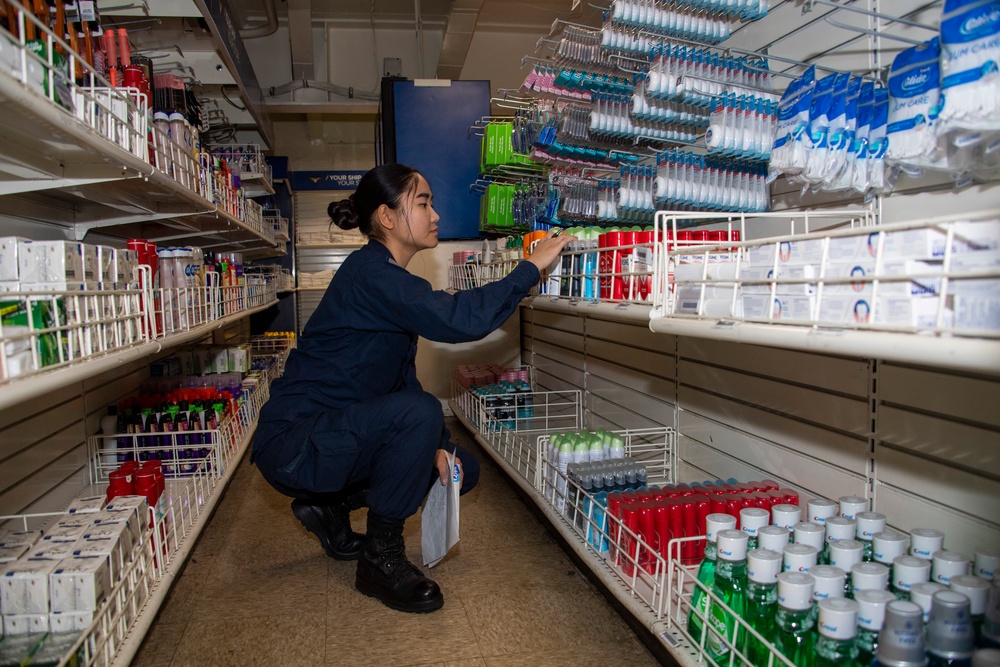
(687, 513), (737, 649)
(950, 576), (990, 648)
(772, 571), (817, 667)
(856, 589), (898, 667)
(927, 590), (975, 667)
(875, 600), (928, 667)
(892, 555), (932, 601)
(829, 539), (865, 597)
(814, 597), (862, 667)
(742, 548), (783, 666)
(740, 507), (769, 551)
(822, 516), (857, 565)
(705, 529), (749, 662)
(855, 511), (887, 562)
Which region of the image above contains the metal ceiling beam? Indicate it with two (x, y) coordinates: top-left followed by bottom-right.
(288, 0), (316, 81)
(435, 0), (485, 80)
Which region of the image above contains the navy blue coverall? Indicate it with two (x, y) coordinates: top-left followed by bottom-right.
(251, 240), (540, 520)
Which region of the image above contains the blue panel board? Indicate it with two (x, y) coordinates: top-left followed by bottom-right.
(392, 80), (490, 240)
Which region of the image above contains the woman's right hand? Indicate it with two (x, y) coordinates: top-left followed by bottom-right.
(527, 229), (577, 274)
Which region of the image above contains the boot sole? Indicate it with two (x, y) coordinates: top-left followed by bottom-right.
(355, 576), (444, 614)
(292, 504), (362, 561)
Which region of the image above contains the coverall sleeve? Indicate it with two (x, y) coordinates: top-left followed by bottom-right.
(357, 259), (540, 344)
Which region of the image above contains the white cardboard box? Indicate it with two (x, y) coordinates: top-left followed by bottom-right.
(49, 555), (112, 613)
(742, 294), (817, 321)
(1, 558), (60, 615)
(954, 293), (1000, 331)
(874, 296), (952, 328)
(66, 495), (106, 515)
(2, 613), (48, 635)
(17, 241), (85, 284)
(883, 220), (1000, 260)
(0, 237), (29, 282)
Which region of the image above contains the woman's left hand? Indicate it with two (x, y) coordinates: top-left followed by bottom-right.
(435, 448), (462, 489)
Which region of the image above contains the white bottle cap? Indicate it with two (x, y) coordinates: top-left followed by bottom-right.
(825, 516), (857, 543)
(855, 511), (887, 541)
(817, 597), (859, 640)
(783, 544), (819, 573)
(716, 529), (749, 562)
(771, 503), (801, 529)
(793, 522), (826, 551)
(910, 528), (945, 559)
(893, 555), (932, 591)
(933, 550), (971, 585)
(951, 575), (990, 616)
(706, 513), (738, 543)
(852, 562), (890, 594)
(829, 539), (865, 570)
(856, 589), (898, 631)
(910, 582), (948, 622)
(873, 531), (911, 565)
(975, 547), (1000, 580)
(839, 495), (868, 519)
(811, 565), (847, 601)
(748, 548), (783, 584)
(739, 507), (769, 536)
(777, 571), (815, 610)
(758, 525), (791, 552)
(807, 498), (839, 525)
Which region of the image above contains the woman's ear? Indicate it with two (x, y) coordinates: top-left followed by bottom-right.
(376, 203), (396, 232)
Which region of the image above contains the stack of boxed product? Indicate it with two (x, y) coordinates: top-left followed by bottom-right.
(0, 494), (151, 658)
(671, 218), (1000, 331)
(0, 238), (141, 380)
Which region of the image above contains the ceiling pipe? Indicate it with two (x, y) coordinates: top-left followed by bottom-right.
(240, 0), (279, 39)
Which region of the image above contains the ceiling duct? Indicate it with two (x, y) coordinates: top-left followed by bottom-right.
(435, 0), (485, 80)
(287, 0), (315, 81)
(240, 0), (278, 39)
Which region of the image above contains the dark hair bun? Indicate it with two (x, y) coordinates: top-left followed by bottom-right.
(328, 197), (359, 231)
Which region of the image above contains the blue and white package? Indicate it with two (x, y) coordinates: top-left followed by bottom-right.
(770, 66), (817, 179)
(851, 83), (877, 194)
(938, 0), (1000, 133)
(826, 76), (863, 190)
(803, 72), (842, 183)
(886, 38), (947, 170)
(868, 88), (891, 193)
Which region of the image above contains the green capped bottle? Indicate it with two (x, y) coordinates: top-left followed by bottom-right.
(856, 589), (898, 667)
(815, 597), (862, 667)
(773, 571), (817, 667)
(892, 555), (931, 601)
(741, 548), (783, 666)
(855, 512), (887, 563)
(705, 529), (749, 662)
(687, 513), (737, 649)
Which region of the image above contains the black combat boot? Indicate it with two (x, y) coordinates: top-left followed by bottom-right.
(355, 511), (443, 613)
(291, 498), (364, 560)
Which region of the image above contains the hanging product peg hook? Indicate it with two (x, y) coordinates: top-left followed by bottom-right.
(133, 45), (185, 58)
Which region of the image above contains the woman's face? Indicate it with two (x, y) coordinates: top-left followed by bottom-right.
(391, 174), (440, 252)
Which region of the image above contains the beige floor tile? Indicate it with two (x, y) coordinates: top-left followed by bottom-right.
(421, 660), (488, 667)
(483, 641), (661, 667)
(330, 622), (484, 667)
(167, 613), (325, 666)
(191, 561), (329, 622)
(462, 585), (637, 657)
(153, 560), (210, 626)
(130, 621), (186, 667)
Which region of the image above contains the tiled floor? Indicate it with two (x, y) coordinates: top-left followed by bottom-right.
(132, 418), (663, 667)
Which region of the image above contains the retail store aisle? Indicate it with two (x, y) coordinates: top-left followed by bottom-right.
(132, 417), (661, 667)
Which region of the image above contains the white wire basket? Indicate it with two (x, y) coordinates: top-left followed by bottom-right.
(652, 209), (1000, 337)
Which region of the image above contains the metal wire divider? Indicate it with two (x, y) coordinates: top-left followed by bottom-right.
(0, 285), (147, 383)
(664, 536), (799, 667)
(451, 379), (581, 488)
(537, 447), (674, 621)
